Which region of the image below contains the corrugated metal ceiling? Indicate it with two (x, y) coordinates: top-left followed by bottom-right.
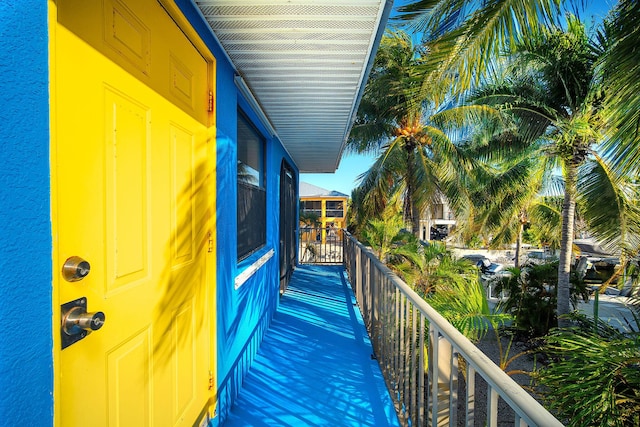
(195, 0), (392, 172)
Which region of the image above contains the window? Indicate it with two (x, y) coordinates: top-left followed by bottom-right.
(237, 112), (266, 261)
(301, 200), (321, 217)
(325, 200), (344, 218)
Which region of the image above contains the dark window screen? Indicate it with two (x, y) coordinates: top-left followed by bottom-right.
(237, 113), (266, 260)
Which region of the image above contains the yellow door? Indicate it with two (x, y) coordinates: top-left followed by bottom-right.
(51, 0), (216, 425)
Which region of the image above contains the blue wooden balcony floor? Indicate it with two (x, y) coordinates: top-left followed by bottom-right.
(223, 265), (401, 427)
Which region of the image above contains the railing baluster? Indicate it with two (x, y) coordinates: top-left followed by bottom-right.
(404, 297), (411, 419)
(450, 350), (458, 426)
(378, 271), (384, 360)
(410, 304), (418, 423)
(383, 276), (390, 396)
(418, 314), (425, 427)
(393, 287), (400, 402)
(356, 246), (362, 303)
(374, 266), (380, 352)
(429, 325), (439, 427)
(368, 257), (372, 325)
(466, 363), (476, 426)
(398, 294), (405, 417)
(368, 256), (372, 322)
(299, 227), (344, 265)
(487, 386), (498, 427)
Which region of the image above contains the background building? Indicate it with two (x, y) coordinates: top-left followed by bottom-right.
(418, 195), (457, 241)
(300, 182), (349, 236)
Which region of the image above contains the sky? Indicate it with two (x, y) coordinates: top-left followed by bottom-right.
(300, 153), (375, 196)
(299, 0), (614, 196)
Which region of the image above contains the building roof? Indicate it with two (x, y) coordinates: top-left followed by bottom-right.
(196, 0), (393, 173)
(300, 181), (349, 198)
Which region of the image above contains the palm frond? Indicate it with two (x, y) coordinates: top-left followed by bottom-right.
(427, 267), (511, 341)
(538, 322), (640, 426)
(399, 0), (562, 92)
(600, 0), (640, 175)
(578, 156), (640, 255)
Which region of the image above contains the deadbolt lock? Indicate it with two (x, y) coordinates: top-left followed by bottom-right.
(62, 256), (91, 282)
(61, 297), (106, 349)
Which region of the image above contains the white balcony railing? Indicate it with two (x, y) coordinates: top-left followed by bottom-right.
(343, 232), (563, 427)
(298, 227), (343, 264)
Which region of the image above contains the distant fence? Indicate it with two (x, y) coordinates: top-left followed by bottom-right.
(298, 227), (343, 264)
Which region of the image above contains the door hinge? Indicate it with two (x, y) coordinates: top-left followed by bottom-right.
(208, 91), (213, 112)
(208, 370), (214, 390)
(208, 231), (213, 253)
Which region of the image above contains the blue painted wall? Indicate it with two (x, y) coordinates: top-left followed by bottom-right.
(175, 2), (300, 423)
(214, 98), (299, 423)
(0, 0), (53, 425)
(0, 1), (298, 424)
(214, 79), (300, 426)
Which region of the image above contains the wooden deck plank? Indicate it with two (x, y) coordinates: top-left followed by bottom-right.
(223, 265), (401, 426)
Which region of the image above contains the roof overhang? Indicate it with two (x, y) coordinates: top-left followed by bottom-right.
(194, 0), (393, 172)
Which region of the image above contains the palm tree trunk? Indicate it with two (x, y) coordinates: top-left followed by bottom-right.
(405, 146), (420, 236)
(515, 220), (523, 269)
(412, 202), (422, 240)
(557, 162), (578, 328)
(403, 182), (414, 233)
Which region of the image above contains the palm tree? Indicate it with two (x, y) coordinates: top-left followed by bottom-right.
(464, 16), (640, 326)
(396, 1), (640, 321)
(348, 29), (476, 237)
(466, 16), (615, 325)
(461, 126), (573, 267)
(457, 130), (557, 267)
(537, 312), (640, 426)
(361, 194), (407, 261)
(523, 196), (565, 251)
(577, 156), (640, 280)
(413, 241), (512, 341)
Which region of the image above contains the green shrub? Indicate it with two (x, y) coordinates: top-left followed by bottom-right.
(535, 314), (640, 426)
(494, 261), (589, 338)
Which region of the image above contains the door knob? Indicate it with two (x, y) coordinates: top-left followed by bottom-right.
(62, 306), (105, 336)
(62, 256), (91, 282)
(60, 297), (105, 349)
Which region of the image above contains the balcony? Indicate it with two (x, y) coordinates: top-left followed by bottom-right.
(325, 209), (345, 218)
(223, 233), (563, 426)
(301, 208), (323, 217)
(223, 264), (400, 426)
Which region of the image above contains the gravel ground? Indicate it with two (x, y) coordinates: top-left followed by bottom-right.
(454, 333), (547, 426)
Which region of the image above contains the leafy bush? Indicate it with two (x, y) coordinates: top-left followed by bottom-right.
(535, 313), (640, 426)
(494, 261), (589, 337)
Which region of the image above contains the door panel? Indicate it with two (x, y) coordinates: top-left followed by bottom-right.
(52, 1), (215, 425)
(106, 328), (152, 426)
(279, 161), (296, 293)
(105, 87), (150, 293)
